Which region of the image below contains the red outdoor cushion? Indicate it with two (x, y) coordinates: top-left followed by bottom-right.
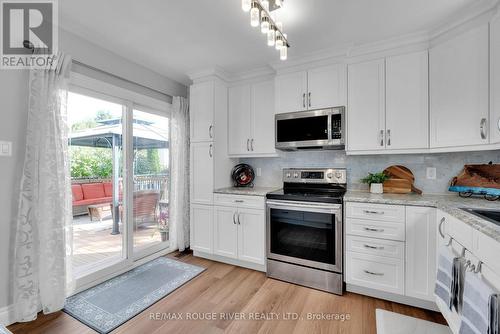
(73, 197), (112, 207)
(81, 183), (106, 200)
(103, 182), (113, 197)
(71, 184), (84, 202)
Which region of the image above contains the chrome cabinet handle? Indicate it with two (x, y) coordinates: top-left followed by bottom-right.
(363, 210), (384, 215)
(209, 144), (213, 158)
(308, 92), (311, 107)
(438, 217), (446, 238)
(209, 125), (213, 139)
(387, 129), (391, 146)
(364, 227), (385, 232)
(364, 244), (385, 250)
(480, 118), (487, 140)
(237, 212), (241, 225)
(233, 212), (237, 224)
(302, 93), (306, 108)
(251, 139), (254, 151)
(379, 130), (384, 146)
(364, 270), (384, 276)
(497, 118), (500, 132)
(234, 200), (244, 203)
(247, 139), (250, 151)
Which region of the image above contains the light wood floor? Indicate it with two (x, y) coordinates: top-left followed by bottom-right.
(9, 253), (446, 334)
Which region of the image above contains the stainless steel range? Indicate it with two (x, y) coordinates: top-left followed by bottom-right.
(266, 168), (346, 295)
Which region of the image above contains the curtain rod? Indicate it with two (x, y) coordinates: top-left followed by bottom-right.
(71, 59), (173, 99)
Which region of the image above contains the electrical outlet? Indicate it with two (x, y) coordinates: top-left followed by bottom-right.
(426, 167), (436, 180)
(0, 141), (12, 157)
(256, 168), (262, 177)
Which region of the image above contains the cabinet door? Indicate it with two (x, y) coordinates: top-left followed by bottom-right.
(405, 206), (436, 302)
(190, 204), (213, 254)
(228, 85), (252, 155)
(347, 59), (386, 151)
(307, 64), (347, 110)
(386, 51), (429, 150)
(190, 81), (214, 143)
(491, 15), (500, 144)
(251, 80), (276, 155)
(190, 142), (214, 204)
(237, 208), (265, 265)
(275, 71), (308, 114)
(213, 206), (238, 259)
(430, 24), (489, 148)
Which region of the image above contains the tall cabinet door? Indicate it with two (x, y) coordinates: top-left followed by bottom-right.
(190, 204), (214, 254)
(275, 71), (308, 114)
(307, 64), (347, 110)
(190, 142), (214, 204)
(190, 81), (214, 143)
(430, 24), (489, 148)
(237, 208), (265, 265)
(228, 85), (252, 155)
(386, 51), (429, 150)
(491, 15), (500, 144)
(213, 206), (238, 259)
(405, 206), (437, 302)
(347, 59), (386, 151)
(251, 80), (276, 154)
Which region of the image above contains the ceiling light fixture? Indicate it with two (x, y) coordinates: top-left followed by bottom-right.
(241, 0), (290, 60)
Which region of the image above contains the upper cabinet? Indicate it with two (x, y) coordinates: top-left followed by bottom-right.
(228, 79), (276, 157)
(491, 15), (500, 144)
(430, 23), (489, 148)
(190, 81), (215, 143)
(275, 64), (347, 114)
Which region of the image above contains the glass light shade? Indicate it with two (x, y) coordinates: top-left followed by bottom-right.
(250, 6), (260, 27)
(242, 0), (251, 12)
(280, 46), (287, 60)
(275, 0), (282, 7)
(275, 34), (283, 50)
(267, 28), (275, 46)
(261, 16), (269, 33)
(261, 0), (269, 11)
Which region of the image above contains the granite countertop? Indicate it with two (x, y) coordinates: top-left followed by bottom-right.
(214, 186), (280, 197)
(344, 191), (500, 242)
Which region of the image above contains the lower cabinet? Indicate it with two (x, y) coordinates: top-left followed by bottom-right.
(213, 206), (238, 258)
(190, 204), (214, 254)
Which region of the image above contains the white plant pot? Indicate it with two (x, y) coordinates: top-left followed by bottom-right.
(370, 183), (384, 194)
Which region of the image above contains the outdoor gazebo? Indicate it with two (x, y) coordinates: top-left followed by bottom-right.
(69, 118), (169, 234)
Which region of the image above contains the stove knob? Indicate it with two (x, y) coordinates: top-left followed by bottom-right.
(327, 173), (333, 179)
(285, 172), (291, 178)
(335, 171), (343, 179)
(293, 172), (299, 178)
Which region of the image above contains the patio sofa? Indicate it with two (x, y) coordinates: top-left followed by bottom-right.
(72, 182), (114, 216)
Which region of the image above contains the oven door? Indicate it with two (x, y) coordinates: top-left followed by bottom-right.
(266, 200), (342, 273)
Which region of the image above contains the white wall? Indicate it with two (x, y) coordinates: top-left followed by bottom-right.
(0, 29), (187, 311)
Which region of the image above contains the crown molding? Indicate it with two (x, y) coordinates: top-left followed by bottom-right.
(186, 66), (232, 83)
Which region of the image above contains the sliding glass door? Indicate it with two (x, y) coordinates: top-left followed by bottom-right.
(67, 77), (173, 288)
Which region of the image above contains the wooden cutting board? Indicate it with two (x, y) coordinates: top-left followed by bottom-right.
(383, 165), (423, 194)
(383, 178), (412, 194)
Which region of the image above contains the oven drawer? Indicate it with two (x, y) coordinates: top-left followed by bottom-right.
(346, 218), (405, 241)
(345, 202), (405, 223)
(214, 194), (265, 209)
(346, 252), (404, 295)
(346, 235), (404, 259)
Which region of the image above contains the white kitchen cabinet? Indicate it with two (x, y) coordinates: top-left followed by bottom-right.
(405, 206), (436, 302)
(190, 142), (214, 205)
(275, 64), (347, 114)
(491, 14), (500, 144)
(190, 204), (214, 254)
(213, 206), (238, 259)
(347, 59), (386, 151)
(430, 23), (489, 148)
(237, 208), (265, 265)
(386, 51), (429, 150)
(190, 81), (215, 143)
(228, 79), (276, 157)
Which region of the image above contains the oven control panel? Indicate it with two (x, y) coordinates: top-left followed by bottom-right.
(283, 168), (347, 184)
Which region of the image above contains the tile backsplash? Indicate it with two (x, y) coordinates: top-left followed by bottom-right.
(241, 150), (500, 194)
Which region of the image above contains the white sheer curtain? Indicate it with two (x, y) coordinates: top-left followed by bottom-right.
(170, 96), (190, 251)
(13, 53), (73, 322)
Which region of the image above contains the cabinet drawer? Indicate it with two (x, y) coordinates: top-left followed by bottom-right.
(214, 194), (265, 209)
(346, 202), (405, 223)
(346, 218), (405, 241)
(346, 235), (404, 259)
(346, 252), (404, 295)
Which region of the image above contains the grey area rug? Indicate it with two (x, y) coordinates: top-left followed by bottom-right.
(64, 257), (205, 333)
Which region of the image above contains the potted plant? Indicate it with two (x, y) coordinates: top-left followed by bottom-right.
(361, 172), (389, 194)
(157, 210), (169, 242)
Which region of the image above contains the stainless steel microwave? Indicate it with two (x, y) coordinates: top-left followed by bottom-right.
(275, 107), (345, 151)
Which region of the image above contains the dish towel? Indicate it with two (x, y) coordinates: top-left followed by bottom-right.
(459, 271), (499, 334)
(435, 245), (457, 309)
(453, 256), (468, 313)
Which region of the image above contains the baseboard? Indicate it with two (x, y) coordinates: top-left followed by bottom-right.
(346, 284), (439, 312)
(0, 304), (15, 327)
(193, 251), (266, 272)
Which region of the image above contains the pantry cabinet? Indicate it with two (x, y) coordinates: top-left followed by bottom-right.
(190, 204), (214, 254)
(190, 142), (214, 205)
(429, 23), (489, 148)
(190, 81), (215, 143)
(491, 14), (500, 144)
(228, 79), (276, 157)
(275, 64), (346, 114)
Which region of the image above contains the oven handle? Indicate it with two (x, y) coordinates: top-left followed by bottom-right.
(266, 200), (342, 214)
